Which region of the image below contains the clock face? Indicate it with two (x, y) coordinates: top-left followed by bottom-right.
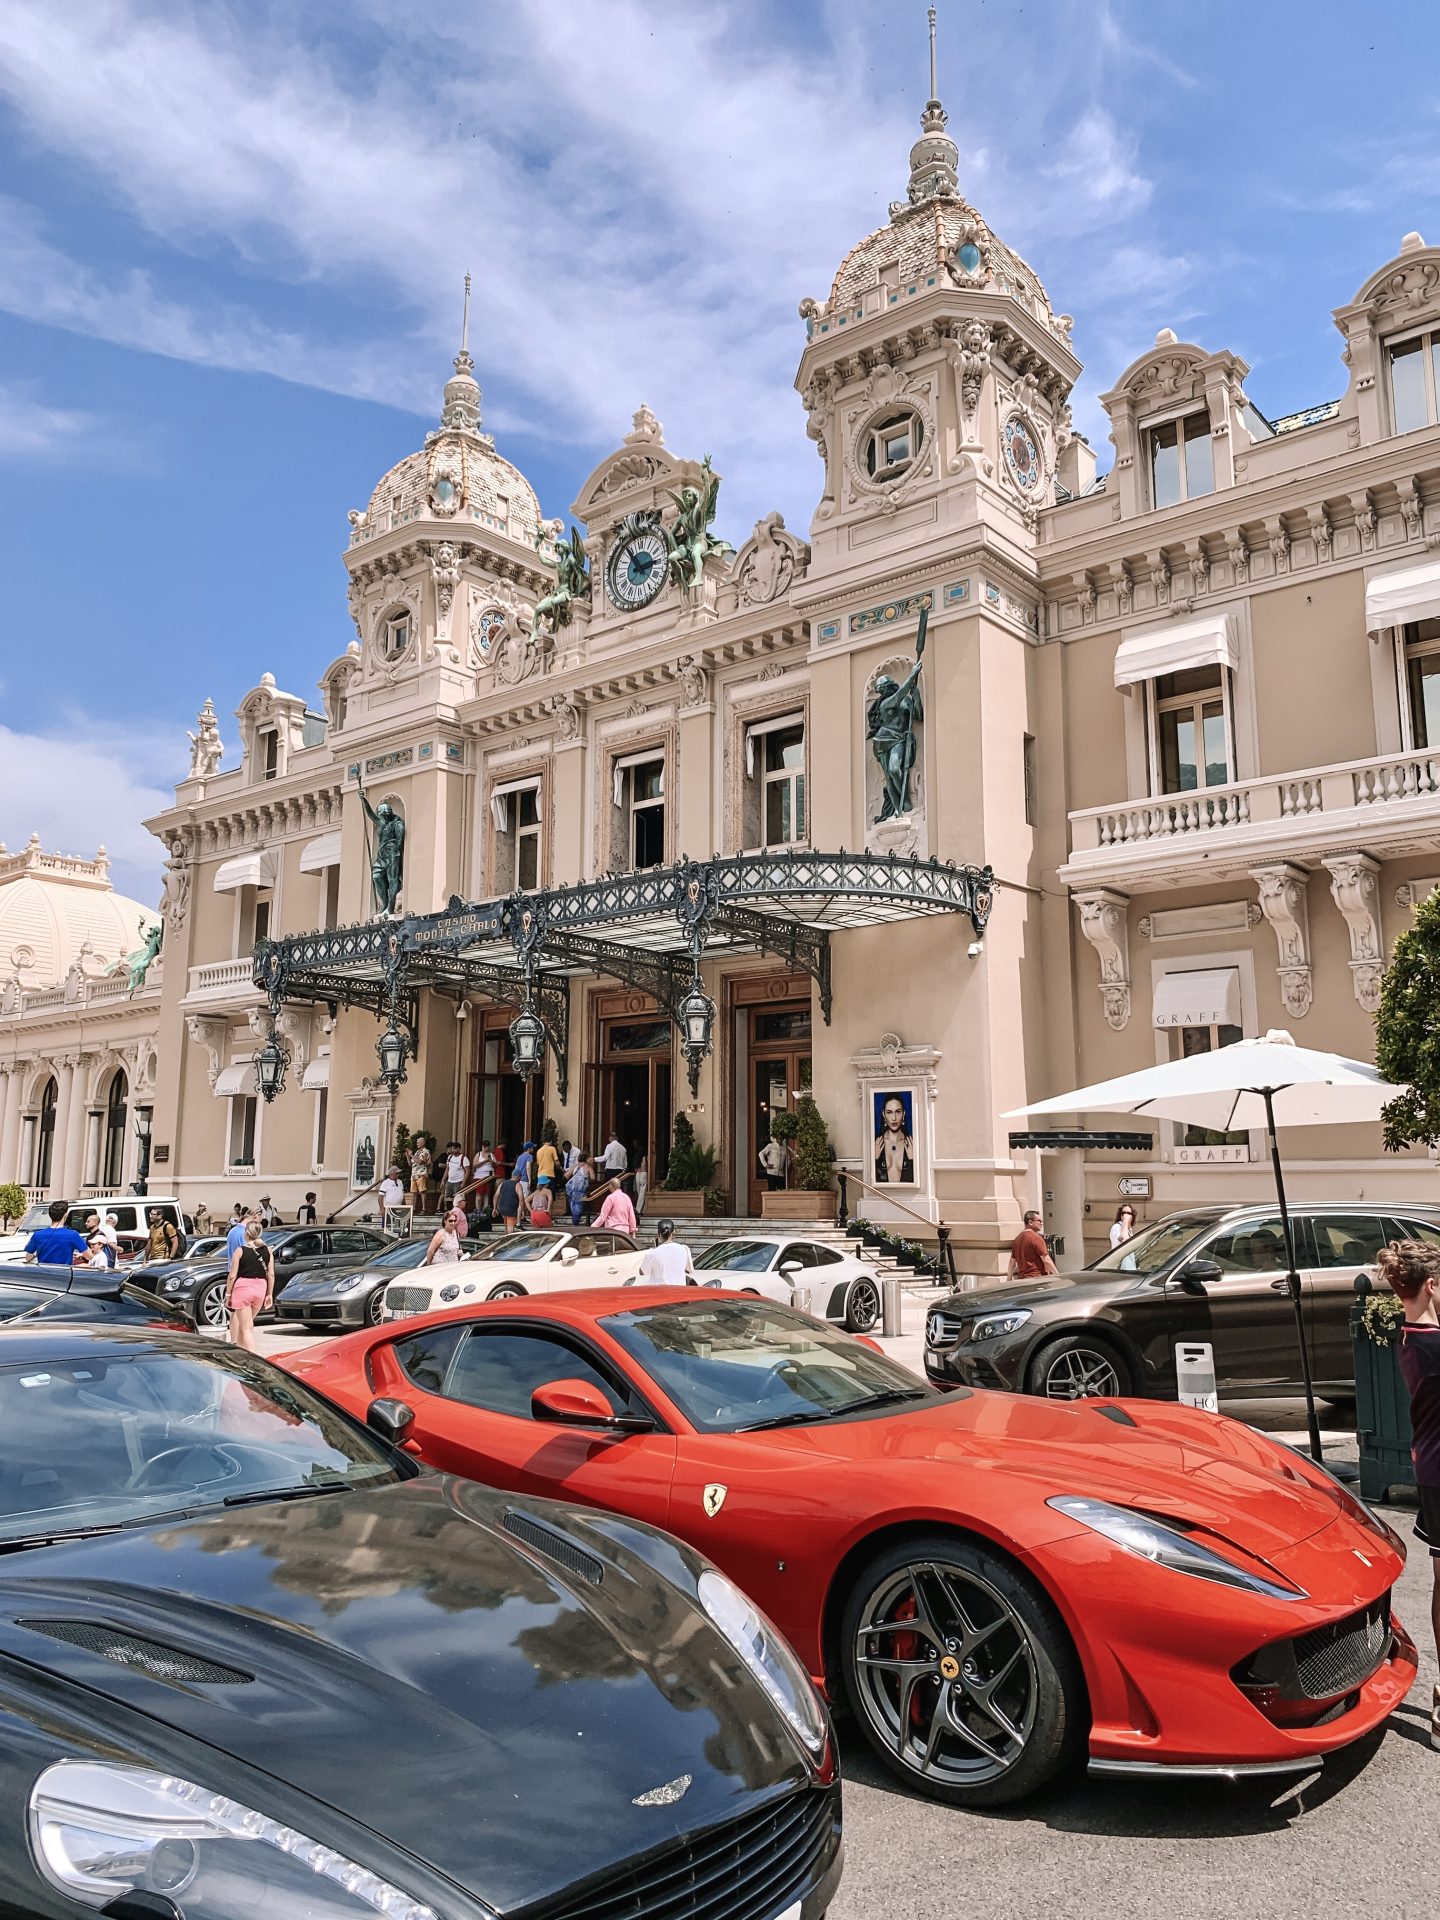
(1002, 413), (1042, 491)
(606, 527), (669, 609)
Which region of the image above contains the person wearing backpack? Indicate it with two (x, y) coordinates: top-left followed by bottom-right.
(143, 1209), (180, 1264)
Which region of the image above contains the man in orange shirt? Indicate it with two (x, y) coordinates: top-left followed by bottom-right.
(1008, 1209), (1057, 1281)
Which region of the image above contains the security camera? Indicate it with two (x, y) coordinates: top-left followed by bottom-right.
(967, 940), (985, 958)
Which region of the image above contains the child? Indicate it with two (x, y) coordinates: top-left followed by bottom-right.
(1377, 1238), (1440, 1748)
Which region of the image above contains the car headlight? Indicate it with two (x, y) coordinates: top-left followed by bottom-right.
(968, 1309), (1032, 1341)
(28, 1760), (437, 1917)
(438, 1284), (459, 1302)
(697, 1568), (828, 1761)
(332, 1274), (368, 1293)
(162, 1276), (186, 1292)
(1047, 1495), (1306, 1600)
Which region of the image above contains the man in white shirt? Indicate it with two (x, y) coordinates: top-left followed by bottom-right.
(601, 1132), (628, 1177)
(99, 1212), (121, 1254)
(378, 1168), (405, 1229)
(636, 1218), (696, 1286)
(443, 1142), (470, 1206)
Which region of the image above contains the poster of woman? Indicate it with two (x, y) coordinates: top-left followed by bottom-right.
(351, 1112), (380, 1191)
(872, 1090), (915, 1185)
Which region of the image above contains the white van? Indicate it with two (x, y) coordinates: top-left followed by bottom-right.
(60, 1197), (193, 1263)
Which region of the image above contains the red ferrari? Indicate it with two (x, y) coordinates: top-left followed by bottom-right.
(284, 1288), (1417, 1807)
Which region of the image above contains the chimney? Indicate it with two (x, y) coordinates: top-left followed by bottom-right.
(1056, 433), (1097, 499)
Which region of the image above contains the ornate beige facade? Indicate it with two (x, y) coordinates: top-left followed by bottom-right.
(7, 80), (1440, 1264)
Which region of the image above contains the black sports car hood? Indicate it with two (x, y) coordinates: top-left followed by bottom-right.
(0, 1478), (810, 1911)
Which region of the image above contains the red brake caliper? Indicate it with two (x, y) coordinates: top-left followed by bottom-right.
(892, 1595), (928, 1727)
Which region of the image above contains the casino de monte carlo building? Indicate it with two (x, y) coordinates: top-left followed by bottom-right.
(7, 79), (1440, 1266)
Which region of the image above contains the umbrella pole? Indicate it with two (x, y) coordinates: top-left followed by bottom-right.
(1263, 1087), (1324, 1462)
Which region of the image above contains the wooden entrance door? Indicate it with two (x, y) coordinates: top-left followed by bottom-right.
(592, 993), (674, 1189)
(745, 1003), (812, 1216)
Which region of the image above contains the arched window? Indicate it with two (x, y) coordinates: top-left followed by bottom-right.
(34, 1078), (57, 1189)
(102, 1071), (128, 1190)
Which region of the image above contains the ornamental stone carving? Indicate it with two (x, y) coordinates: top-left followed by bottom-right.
(1310, 505), (1333, 561)
(734, 512), (808, 606)
(1074, 889), (1131, 1031)
(1251, 863), (1313, 1019)
(160, 836), (191, 932)
(186, 699), (223, 779)
(548, 691), (581, 742)
(1322, 852), (1385, 1012)
(1401, 477), (1425, 542)
(185, 1016), (227, 1090)
(430, 540), (459, 617)
(676, 655), (710, 707)
(1229, 536), (1250, 583)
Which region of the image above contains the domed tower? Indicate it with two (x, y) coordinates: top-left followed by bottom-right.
(795, 15), (1080, 587)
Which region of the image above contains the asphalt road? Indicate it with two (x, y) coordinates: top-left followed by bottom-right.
(250, 1313), (1435, 1920)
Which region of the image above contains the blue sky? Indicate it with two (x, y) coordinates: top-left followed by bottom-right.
(0, 0), (1436, 902)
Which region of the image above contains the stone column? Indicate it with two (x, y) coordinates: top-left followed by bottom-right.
(0, 1066), (24, 1182)
(59, 1057), (91, 1196)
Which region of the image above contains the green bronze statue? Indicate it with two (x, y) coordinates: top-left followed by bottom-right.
(111, 917), (163, 997)
(867, 605), (928, 822)
(665, 455), (733, 596)
(357, 767), (405, 916)
(532, 523), (589, 637)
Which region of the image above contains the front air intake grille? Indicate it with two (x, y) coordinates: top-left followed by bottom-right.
(1293, 1596), (1391, 1700)
(21, 1620), (250, 1686)
(535, 1784), (837, 1920)
(384, 1286), (433, 1315)
(925, 1311), (967, 1350)
(503, 1511), (604, 1587)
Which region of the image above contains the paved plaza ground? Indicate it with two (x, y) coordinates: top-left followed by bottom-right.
(250, 1301), (1434, 1920)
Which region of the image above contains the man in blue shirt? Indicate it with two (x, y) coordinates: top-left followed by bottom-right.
(25, 1201), (89, 1267)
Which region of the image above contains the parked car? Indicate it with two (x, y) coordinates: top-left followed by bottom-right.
(0, 1324), (842, 1919)
(132, 1223), (394, 1329)
(61, 1196), (193, 1262)
(0, 1262), (189, 1331)
(286, 1287), (1416, 1808)
(693, 1234), (882, 1331)
(381, 1228), (644, 1320)
(923, 1201), (1440, 1402)
(276, 1233), (491, 1329)
(0, 1202), (70, 1260)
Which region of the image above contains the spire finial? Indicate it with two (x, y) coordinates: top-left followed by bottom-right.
(461, 271), (472, 354)
(928, 5), (938, 102)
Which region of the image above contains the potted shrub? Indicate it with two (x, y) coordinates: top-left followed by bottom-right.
(1352, 1275), (1415, 1503)
(847, 1214), (867, 1241)
(661, 1113), (719, 1218)
(762, 1094), (837, 1221)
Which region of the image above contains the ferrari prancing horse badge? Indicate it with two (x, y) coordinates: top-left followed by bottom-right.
(702, 1484), (728, 1518)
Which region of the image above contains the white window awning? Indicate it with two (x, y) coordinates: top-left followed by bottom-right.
(1113, 613), (1238, 688)
(214, 1062), (259, 1098)
(298, 830), (342, 873)
(489, 777), (543, 833)
(301, 1055), (330, 1091)
(1365, 558), (1440, 635)
(1152, 968), (1242, 1030)
(213, 848), (278, 893)
(744, 711), (804, 777)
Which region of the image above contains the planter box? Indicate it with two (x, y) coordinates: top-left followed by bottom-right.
(761, 1189), (837, 1222)
(1352, 1290), (1415, 1504)
(655, 1190), (708, 1217)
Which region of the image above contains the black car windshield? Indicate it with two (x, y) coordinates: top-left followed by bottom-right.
(0, 1342), (405, 1545)
(1087, 1213), (1217, 1276)
(694, 1241), (776, 1274)
(606, 1298), (933, 1433)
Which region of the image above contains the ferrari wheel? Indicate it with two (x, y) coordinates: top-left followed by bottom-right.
(841, 1534), (1085, 1807)
(486, 1281), (527, 1301)
(193, 1280), (229, 1331)
(1026, 1335), (1131, 1400)
(845, 1277), (880, 1334)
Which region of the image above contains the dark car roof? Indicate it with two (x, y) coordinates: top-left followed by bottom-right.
(0, 1323), (216, 1361)
(0, 1262), (126, 1297)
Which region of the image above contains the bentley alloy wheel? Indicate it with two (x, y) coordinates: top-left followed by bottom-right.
(486, 1281), (527, 1301)
(194, 1280), (229, 1331)
(841, 1535), (1083, 1806)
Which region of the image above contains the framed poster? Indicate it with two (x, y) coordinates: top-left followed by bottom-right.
(351, 1111), (380, 1191)
(871, 1088), (917, 1187)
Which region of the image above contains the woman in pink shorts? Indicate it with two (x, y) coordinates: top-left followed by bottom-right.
(225, 1220), (274, 1352)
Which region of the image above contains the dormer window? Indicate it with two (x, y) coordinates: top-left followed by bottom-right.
(865, 411), (923, 483)
(1147, 410), (1214, 508)
(381, 613), (411, 661)
(258, 728), (279, 781)
(1388, 329), (1440, 434)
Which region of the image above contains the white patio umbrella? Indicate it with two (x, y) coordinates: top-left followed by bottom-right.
(1004, 1031), (1407, 1460)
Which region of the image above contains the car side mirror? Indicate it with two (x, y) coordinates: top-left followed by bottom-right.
(531, 1378), (651, 1432)
(559, 1247), (579, 1267)
(366, 1397), (415, 1445)
(1174, 1258), (1222, 1294)
(779, 1261), (803, 1277)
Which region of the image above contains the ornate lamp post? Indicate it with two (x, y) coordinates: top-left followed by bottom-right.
(132, 1107), (152, 1197)
(678, 969), (716, 1095)
(256, 1026), (291, 1104)
(376, 1018), (409, 1089)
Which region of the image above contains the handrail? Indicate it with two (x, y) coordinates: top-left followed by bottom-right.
(836, 1171), (960, 1288)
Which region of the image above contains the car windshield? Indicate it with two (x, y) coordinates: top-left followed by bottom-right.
(262, 1230), (292, 1246)
(695, 1241), (776, 1274)
(605, 1298), (934, 1433)
(0, 1340), (406, 1546)
(1087, 1213), (1217, 1275)
(484, 1233), (562, 1264)
(13, 1206), (53, 1234)
(372, 1239), (430, 1270)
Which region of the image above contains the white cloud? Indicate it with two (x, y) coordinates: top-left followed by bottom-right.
(1046, 108), (1152, 215)
(0, 722), (171, 905)
(0, 382), (99, 460)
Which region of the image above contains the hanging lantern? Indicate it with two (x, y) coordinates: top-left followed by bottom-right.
(678, 972), (716, 1093)
(508, 1003), (547, 1078)
(256, 1027), (291, 1103)
(376, 1019), (409, 1088)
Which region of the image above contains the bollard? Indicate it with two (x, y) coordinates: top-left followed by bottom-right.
(1175, 1340), (1218, 1412)
(792, 1283), (813, 1317)
(881, 1276), (903, 1338)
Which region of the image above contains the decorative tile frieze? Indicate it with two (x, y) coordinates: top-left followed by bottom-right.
(849, 590), (934, 635)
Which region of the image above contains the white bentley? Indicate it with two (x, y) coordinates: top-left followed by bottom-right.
(380, 1228), (644, 1319)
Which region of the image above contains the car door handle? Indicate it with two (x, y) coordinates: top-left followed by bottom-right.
(1268, 1275), (1302, 1297)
